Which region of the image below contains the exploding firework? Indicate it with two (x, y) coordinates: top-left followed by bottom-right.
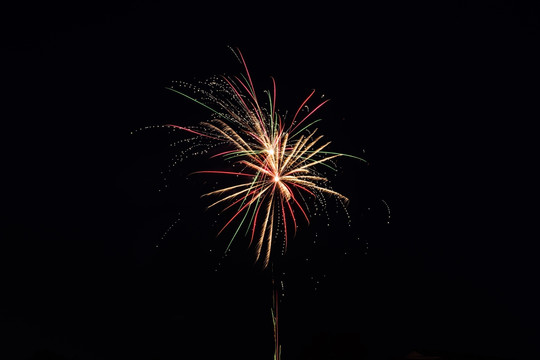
(164, 48), (365, 268)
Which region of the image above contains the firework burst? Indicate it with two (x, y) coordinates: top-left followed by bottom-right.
(165, 49), (365, 268)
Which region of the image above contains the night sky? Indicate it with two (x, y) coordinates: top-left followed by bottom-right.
(2, 2), (539, 359)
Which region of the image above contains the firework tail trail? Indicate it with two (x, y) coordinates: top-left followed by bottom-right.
(271, 264), (281, 360)
(161, 48), (367, 358)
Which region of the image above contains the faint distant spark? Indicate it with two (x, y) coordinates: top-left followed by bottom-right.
(164, 48), (365, 268)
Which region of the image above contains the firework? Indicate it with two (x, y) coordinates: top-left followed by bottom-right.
(165, 48), (365, 268)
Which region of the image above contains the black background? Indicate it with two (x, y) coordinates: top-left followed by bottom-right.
(2, 1), (538, 359)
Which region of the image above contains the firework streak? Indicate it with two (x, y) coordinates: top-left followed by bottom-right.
(165, 49), (365, 268)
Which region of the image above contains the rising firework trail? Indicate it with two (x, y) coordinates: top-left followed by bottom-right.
(164, 48), (366, 269)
